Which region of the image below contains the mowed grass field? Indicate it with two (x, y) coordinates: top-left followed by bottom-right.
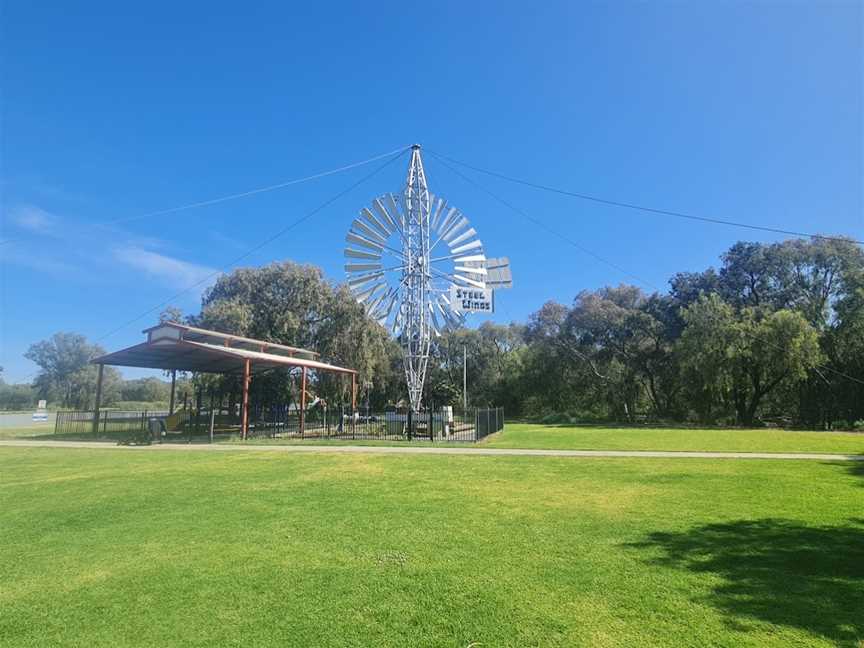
(481, 423), (864, 454)
(4, 419), (863, 455)
(1, 447), (862, 647)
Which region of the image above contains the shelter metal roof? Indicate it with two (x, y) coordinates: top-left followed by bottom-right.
(91, 323), (356, 376)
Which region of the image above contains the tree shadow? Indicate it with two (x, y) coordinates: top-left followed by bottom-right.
(630, 519), (864, 645)
(848, 461), (864, 485)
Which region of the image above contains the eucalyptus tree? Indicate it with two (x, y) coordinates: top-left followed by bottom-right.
(678, 295), (822, 425)
(193, 261), (399, 407)
(25, 333), (121, 408)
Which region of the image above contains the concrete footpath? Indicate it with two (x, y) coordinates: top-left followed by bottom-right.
(0, 439), (862, 461)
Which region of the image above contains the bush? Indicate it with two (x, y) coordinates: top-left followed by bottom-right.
(118, 426), (153, 446)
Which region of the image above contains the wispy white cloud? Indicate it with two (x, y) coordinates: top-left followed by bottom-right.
(7, 205), (59, 235)
(0, 247), (82, 278)
(111, 246), (219, 291)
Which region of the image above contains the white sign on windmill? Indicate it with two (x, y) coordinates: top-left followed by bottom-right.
(451, 257), (512, 313)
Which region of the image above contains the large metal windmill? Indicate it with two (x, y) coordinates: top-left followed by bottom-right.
(344, 145), (511, 411)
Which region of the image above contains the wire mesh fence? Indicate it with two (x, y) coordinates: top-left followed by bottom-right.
(53, 406), (504, 443)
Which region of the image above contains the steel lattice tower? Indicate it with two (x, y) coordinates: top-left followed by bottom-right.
(401, 144), (432, 411)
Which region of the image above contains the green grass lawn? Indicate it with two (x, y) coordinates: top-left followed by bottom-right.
(0, 424), (54, 439)
(4, 420), (864, 454)
(481, 423), (864, 454)
(1, 447), (862, 647)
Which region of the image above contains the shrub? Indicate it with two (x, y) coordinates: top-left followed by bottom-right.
(118, 426), (153, 446)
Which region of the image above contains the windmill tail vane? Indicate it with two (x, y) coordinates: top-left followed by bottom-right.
(344, 144), (511, 411)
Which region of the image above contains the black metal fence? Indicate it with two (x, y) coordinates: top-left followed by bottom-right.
(54, 410), (169, 438)
(242, 407), (504, 442)
(54, 406), (505, 443)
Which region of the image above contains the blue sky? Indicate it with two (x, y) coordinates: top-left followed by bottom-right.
(1, 1), (861, 383)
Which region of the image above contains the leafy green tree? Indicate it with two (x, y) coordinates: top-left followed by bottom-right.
(428, 322), (527, 412)
(0, 382), (36, 410)
(25, 333), (121, 408)
(158, 306), (184, 324)
(194, 262), (400, 407)
(119, 377), (171, 403)
(678, 295), (822, 425)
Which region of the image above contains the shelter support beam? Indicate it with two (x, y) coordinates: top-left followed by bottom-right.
(92, 363), (104, 436)
(241, 359), (251, 440)
(352, 374), (356, 411)
(169, 369), (176, 415)
(300, 367), (307, 436)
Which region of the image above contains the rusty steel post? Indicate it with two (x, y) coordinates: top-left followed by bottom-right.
(300, 367), (307, 437)
(92, 363), (104, 437)
(168, 369), (176, 415)
(241, 359), (251, 440)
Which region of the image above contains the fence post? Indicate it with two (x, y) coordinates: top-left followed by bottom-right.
(429, 407), (433, 442)
(92, 363), (104, 437)
(475, 408), (479, 442)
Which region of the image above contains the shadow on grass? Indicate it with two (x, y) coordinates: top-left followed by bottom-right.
(630, 518), (864, 645)
(848, 461), (864, 485)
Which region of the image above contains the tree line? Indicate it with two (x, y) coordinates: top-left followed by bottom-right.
(433, 237), (863, 429)
(9, 237), (863, 429)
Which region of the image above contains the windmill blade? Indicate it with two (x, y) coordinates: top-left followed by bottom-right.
(373, 198), (398, 232)
(353, 281), (387, 303)
(442, 216), (470, 242)
(454, 274), (486, 289)
(440, 302), (463, 328)
(348, 271), (384, 287)
(435, 296), (452, 324)
(361, 207), (392, 237)
(450, 239), (483, 255)
(454, 265), (487, 276)
(391, 307), (403, 335)
(447, 227), (477, 247)
(371, 289), (397, 322)
(453, 254), (486, 264)
(428, 303), (441, 337)
(385, 194), (404, 230)
(352, 218), (387, 244)
(430, 197), (447, 230)
(378, 291), (398, 323)
(485, 256), (513, 288)
(346, 232), (384, 253)
(436, 207), (459, 235)
(345, 262), (383, 273)
(344, 248), (382, 261)
(365, 288), (389, 315)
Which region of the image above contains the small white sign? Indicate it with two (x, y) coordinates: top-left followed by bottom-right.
(37, 400), (47, 409)
(450, 286), (494, 313)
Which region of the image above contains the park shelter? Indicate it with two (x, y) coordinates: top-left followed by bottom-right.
(90, 321), (357, 439)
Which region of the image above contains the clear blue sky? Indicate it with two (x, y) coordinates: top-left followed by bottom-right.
(1, 1), (862, 382)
